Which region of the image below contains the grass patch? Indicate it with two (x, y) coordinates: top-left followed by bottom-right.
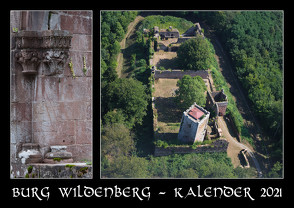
(65, 164), (76, 169)
(139, 15), (194, 34)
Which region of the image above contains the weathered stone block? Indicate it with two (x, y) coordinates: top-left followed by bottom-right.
(60, 14), (92, 35)
(34, 76), (60, 101)
(58, 76), (91, 101)
(57, 120), (75, 136)
(10, 73), (33, 103)
(32, 101), (59, 122)
(72, 77), (92, 101)
(86, 101), (92, 120)
(11, 102), (32, 122)
(58, 101), (88, 120)
(58, 77), (74, 101)
(71, 34), (92, 52)
(53, 134), (75, 146)
(11, 121), (32, 143)
(45, 151), (72, 159)
(33, 120), (58, 132)
(51, 145), (67, 152)
(18, 145), (43, 164)
(10, 144), (17, 162)
(43, 158), (74, 164)
(10, 11), (22, 31)
(75, 120), (92, 144)
(67, 144), (92, 161)
(33, 131), (57, 147)
(26, 11), (49, 31)
(57, 102), (75, 120)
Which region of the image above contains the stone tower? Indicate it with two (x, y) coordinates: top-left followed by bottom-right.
(178, 103), (210, 144)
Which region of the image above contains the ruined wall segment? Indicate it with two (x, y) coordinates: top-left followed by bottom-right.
(154, 69), (208, 80)
(154, 139), (228, 157)
(206, 89), (228, 116)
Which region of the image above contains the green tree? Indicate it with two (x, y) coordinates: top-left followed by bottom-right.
(106, 78), (148, 127)
(267, 161), (282, 178)
(177, 168), (198, 178)
(109, 40), (121, 57)
(148, 156), (169, 177)
(177, 36), (210, 70)
(113, 21), (125, 42)
(103, 155), (150, 178)
(234, 167), (257, 178)
(175, 75), (207, 110)
(101, 59), (107, 78)
(101, 123), (135, 159)
(103, 109), (128, 127)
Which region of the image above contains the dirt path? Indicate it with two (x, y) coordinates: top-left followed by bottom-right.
(116, 15), (144, 78)
(203, 28), (265, 177)
(218, 117), (262, 177)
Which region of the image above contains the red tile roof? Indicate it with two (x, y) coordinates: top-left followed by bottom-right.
(188, 106), (204, 120)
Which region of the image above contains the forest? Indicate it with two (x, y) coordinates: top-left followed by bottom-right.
(199, 11), (283, 162)
(100, 11), (283, 178)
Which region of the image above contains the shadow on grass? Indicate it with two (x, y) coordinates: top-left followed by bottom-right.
(154, 97), (182, 123)
(156, 57), (180, 70)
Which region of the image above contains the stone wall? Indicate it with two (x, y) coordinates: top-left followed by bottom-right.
(226, 114), (241, 142)
(177, 36), (196, 44)
(12, 163), (92, 178)
(206, 90), (228, 116)
(154, 139), (228, 157)
(10, 10), (92, 178)
(154, 70), (208, 80)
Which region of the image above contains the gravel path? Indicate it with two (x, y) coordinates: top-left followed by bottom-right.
(116, 15), (144, 77)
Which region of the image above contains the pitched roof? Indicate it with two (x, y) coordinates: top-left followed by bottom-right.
(188, 106), (204, 120)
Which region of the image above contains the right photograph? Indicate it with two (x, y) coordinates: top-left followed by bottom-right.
(100, 10), (284, 179)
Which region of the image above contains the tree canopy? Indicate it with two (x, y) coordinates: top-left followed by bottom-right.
(203, 12), (283, 138)
(175, 75), (207, 110)
(105, 78), (149, 128)
(197, 11), (283, 169)
(177, 36), (210, 70)
(101, 123), (135, 159)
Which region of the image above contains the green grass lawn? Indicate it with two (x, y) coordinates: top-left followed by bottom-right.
(139, 15), (194, 35)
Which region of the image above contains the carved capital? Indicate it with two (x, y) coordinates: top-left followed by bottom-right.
(14, 30), (72, 76)
(43, 50), (70, 75)
(15, 50), (42, 75)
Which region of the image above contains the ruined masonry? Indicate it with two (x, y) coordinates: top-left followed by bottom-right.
(10, 11), (92, 178)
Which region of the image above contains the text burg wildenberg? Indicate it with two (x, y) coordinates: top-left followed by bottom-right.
(12, 185), (260, 201)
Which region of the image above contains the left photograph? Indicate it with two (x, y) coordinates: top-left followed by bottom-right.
(10, 10), (92, 178)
